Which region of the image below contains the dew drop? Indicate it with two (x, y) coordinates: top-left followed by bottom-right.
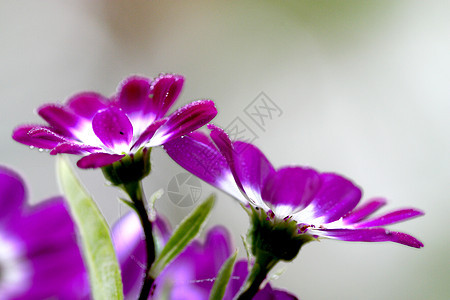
(29, 146), (35, 149)
(38, 148), (44, 152)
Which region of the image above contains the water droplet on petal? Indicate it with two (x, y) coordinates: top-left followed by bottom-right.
(38, 148), (44, 152)
(29, 146), (35, 149)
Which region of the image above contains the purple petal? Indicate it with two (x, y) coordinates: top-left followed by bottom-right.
(190, 131), (217, 149)
(314, 228), (424, 248)
(67, 92), (109, 119)
(169, 287), (205, 300)
(12, 125), (68, 149)
(14, 198), (89, 299)
(268, 290), (298, 300)
(76, 153), (124, 169)
(164, 133), (244, 201)
(149, 100), (217, 146)
(149, 74), (184, 119)
(118, 76), (152, 117)
(196, 226), (232, 290)
(50, 142), (101, 155)
(111, 211), (146, 297)
(354, 208), (425, 228)
(0, 166), (25, 223)
(208, 125), (246, 194)
(209, 124), (235, 168)
(262, 167), (320, 213)
(38, 104), (84, 138)
(153, 214), (172, 244)
(130, 118), (167, 150)
(224, 260), (297, 300)
(224, 260), (248, 299)
(112, 211), (144, 262)
(310, 173), (362, 223)
(112, 212), (171, 299)
(233, 141), (277, 208)
(92, 107), (133, 151)
(343, 198), (387, 224)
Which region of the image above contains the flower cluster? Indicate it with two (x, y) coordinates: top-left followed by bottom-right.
(7, 74), (424, 299)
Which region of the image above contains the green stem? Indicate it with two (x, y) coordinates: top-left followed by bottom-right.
(236, 254), (279, 300)
(122, 181), (156, 300)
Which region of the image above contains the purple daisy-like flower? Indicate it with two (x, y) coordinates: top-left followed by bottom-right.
(112, 211), (297, 299)
(0, 166), (89, 299)
(164, 125), (424, 248)
(13, 74), (217, 169)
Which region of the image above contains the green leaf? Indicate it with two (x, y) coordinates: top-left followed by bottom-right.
(209, 251), (238, 300)
(150, 194), (216, 277)
(57, 157), (123, 300)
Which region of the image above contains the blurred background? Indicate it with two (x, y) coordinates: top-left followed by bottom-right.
(1, 1), (449, 299)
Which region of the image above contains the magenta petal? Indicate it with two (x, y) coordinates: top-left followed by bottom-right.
(174, 226), (233, 295)
(354, 208), (425, 228)
(224, 260), (297, 300)
(232, 141), (276, 206)
(189, 131), (217, 149)
(208, 124), (248, 192)
(118, 76), (152, 116)
(76, 153), (124, 169)
(150, 100), (217, 146)
(343, 198), (387, 224)
(164, 133), (231, 188)
(130, 118), (167, 150)
(262, 167), (320, 212)
(311, 173), (362, 223)
(92, 107), (133, 151)
(316, 228), (424, 248)
(0, 166), (25, 223)
(38, 104), (83, 138)
(149, 74), (184, 119)
(202, 226), (232, 275)
(50, 142), (101, 155)
(209, 124), (235, 167)
(67, 92), (109, 119)
(111, 211), (146, 297)
(13, 125), (68, 149)
(14, 198), (89, 299)
(268, 290), (298, 300)
(224, 261), (249, 299)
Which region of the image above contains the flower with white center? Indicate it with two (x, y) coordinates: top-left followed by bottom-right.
(13, 74), (217, 169)
(164, 125), (424, 249)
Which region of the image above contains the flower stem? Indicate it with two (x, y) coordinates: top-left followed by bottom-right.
(122, 181), (156, 300)
(236, 254), (279, 300)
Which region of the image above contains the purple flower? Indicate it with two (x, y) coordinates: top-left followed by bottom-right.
(112, 211), (297, 299)
(164, 125), (424, 248)
(13, 74), (217, 169)
(0, 166), (89, 299)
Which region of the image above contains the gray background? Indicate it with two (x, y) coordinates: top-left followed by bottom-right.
(1, 1), (449, 299)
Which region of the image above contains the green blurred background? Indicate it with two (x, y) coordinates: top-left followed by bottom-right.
(1, 1), (449, 299)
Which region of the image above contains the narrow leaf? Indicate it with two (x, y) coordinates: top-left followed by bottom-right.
(150, 194), (215, 277)
(209, 251), (238, 300)
(57, 157), (123, 300)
